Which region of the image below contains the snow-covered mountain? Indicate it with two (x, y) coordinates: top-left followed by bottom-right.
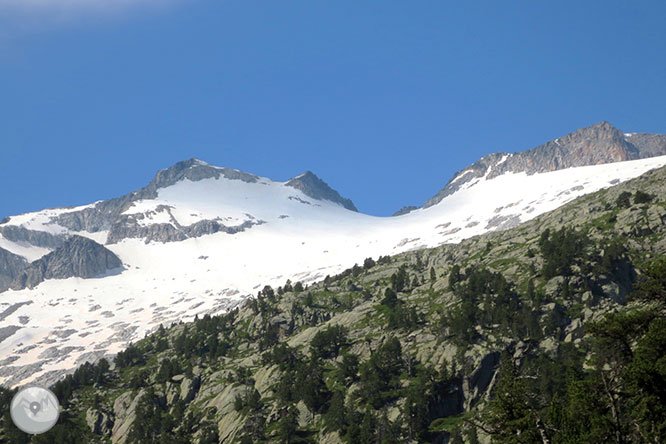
(1, 122), (666, 388)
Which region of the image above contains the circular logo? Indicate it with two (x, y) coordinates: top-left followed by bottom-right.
(10, 386), (60, 434)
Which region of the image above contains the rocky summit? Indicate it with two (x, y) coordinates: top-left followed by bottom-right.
(285, 171), (358, 212)
(424, 121), (666, 207)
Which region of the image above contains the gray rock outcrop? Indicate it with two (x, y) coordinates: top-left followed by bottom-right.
(425, 122), (666, 208)
(86, 408), (114, 435)
(0, 247), (28, 291)
(0, 326), (22, 346)
(625, 132), (666, 158)
(0, 226), (65, 249)
(286, 171), (358, 211)
(9, 235), (122, 291)
(111, 390), (141, 444)
(106, 216), (263, 244)
(142, 158), (259, 194)
(180, 375), (201, 403)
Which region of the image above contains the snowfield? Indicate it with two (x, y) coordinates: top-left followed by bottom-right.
(1, 154), (666, 387)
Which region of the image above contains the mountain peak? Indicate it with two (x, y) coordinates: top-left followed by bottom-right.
(142, 159), (259, 198)
(286, 171), (358, 212)
(589, 120), (614, 129)
(293, 170), (316, 179)
(561, 121), (624, 143)
(423, 122), (666, 208)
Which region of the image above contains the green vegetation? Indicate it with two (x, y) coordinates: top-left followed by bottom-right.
(482, 258), (666, 444)
(633, 190), (654, 204)
(538, 226), (590, 278)
(616, 190), (633, 208)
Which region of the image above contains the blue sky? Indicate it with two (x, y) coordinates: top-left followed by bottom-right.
(1, 1), (665, 217)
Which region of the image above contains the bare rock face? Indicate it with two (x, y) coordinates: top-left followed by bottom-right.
(0, 225), (65, 249)
(425, 122), (666, 208)
(0, 247), (28, 291)
(144, 158), (259, 193)
(9, 236), (122, 291)
(86, 408), (114, 435)
(506, 121), (638, 173)
(106, 214), (264, 244)
(463, 351), (500, 410)
(286, 171), (358, 211)
(180, 375), (201, 403)
(625, 132), (666, 158)
(111, 391), (140, 444)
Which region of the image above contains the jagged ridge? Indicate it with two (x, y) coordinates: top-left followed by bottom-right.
(424, 121), (666, 208)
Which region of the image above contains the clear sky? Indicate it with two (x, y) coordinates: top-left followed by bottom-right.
(1, 1), (665, 217)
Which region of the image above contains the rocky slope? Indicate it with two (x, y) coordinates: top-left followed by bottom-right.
(0, 248), (27, 292)
(9, 236), (122, 291)
(2, 162), (663, 444)
(285, 171), (358, 212)
(424, 121), (666, 207)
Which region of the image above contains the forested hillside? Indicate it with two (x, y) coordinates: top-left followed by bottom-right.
(2, 165), (665, 444)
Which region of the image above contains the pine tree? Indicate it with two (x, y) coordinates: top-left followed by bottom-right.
(633, 190), (654, 204)
(325, 391), (347, 432)
(359, 337), (404, 407)
(277, 408), (299, 444)
(198, 422), (219, 444)
(381, 287), (398, 308)
(404, 375), (430, 440)
(93, 358), (109, 385)
(448, 264), (461, 289)
(483, 353), (546, 444)
(466, 425), (480, 444)
(296, 360), (330, 417)
(338, 352), (360, 384)
(450, 427), (464, 444)
(616, 191), (632, 208)
(359, 410), (376, 444)
(390, 265), (409, 292)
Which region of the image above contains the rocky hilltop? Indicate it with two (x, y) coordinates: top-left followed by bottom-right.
(424, 121), (666, 207)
